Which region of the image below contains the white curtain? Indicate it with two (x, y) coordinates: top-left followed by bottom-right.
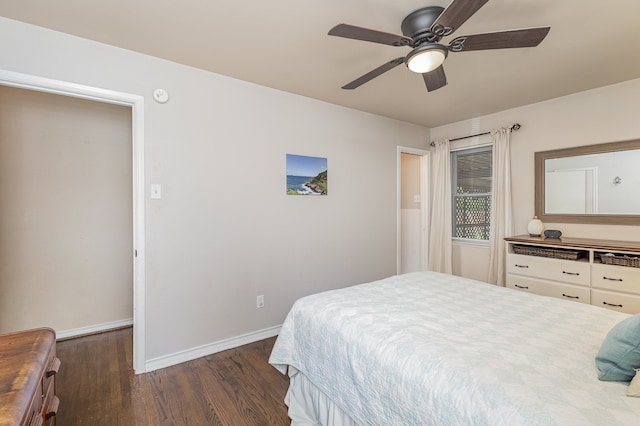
(428, 139), (452, 274)
(487, 128), (513, 285)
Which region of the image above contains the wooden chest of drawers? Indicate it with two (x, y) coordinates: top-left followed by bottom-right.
(0, 328), (60, 426)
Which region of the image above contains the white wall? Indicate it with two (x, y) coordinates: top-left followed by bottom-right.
(0, 18), (429, 363)
(431, 78), (640, 281)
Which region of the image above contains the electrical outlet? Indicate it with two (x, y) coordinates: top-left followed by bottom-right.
(256, 295), (265, 309)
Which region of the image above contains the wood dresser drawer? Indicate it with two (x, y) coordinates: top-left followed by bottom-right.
(507, 253), (590, 286)
(507, 275), (591, 304)
(25, 378), (43, 426)
(591, 289), (640, 314)
(0, 328), (59, 426)
(591, 263), (640, 294)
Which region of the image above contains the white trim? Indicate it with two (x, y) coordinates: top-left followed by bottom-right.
(0, 69), (147, 373)
(450, 141), (493, 152)
(398, 146), (432, 156)
(145, 325), (282, 373)
(397, 149), (402, 274)
(0, 70), (140, 105)
(452, 239), (491, 248)
(397, 146), (431, 274)
(419, 154), (430, 270)
(56, 318), (133, 340)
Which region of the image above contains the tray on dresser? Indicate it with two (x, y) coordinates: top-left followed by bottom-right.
(513, 244), (585, 260)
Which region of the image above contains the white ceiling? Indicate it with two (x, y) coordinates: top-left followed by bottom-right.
(3, 0), (640, 128)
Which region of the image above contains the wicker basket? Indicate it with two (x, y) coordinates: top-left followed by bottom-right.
(513, 245), (585, 260)
(599, 253), (640, 268)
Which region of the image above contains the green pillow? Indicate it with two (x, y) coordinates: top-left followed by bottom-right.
(596, 314), (640, 382)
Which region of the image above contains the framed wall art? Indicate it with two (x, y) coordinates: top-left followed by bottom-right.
(286, 154), (327, 195)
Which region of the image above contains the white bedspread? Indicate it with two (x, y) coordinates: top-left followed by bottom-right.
(269, 271), (640, 425)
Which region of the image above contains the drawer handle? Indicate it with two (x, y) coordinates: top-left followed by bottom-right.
(562, 293), (579, 299)
(603, 301), (623, 308)
(514, 284), (529, 289)
(515, 264), (529, 268)
(46, 357), (61, 377)
(562, 271), (580, 276)
(603, 276), (623, 282)
(46, 395), (60, 419)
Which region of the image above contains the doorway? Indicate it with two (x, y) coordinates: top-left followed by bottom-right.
(0, 70), (146, 373)
(0, 85), (133, 336)
(397, 147), (430, 274)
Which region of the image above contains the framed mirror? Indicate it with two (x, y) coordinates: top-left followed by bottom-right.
(535, 139), (640, 225)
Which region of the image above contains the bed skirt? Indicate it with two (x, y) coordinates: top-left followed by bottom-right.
(286, 368), (359, 426)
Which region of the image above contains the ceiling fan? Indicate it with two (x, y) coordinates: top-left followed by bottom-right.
(328, 0), (550, 92)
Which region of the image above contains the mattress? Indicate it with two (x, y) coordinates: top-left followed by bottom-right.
(269, 271), (640, 425)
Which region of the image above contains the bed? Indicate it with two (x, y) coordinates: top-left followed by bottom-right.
(268, 271), (640, 425)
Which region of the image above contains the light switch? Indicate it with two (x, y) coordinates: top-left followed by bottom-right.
(151, 184), (162, 199)
(413, 195), (421, 203)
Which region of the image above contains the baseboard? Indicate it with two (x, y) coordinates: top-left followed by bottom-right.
(56, 318), (134, 340)
(145, 325), (282, 373)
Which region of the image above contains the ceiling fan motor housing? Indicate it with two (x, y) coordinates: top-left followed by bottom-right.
(401, 6), (445, 45)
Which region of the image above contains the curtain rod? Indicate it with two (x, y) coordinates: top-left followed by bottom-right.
(429, 123), (521, 146)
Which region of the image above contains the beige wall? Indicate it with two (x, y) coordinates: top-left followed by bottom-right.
(0, 86), (133, 334)
(0, 17), (429, 362)
(432, 78), (640, 281)
(400, 153), (421, 209)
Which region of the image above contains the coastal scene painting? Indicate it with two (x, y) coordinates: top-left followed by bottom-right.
(286, 154), (327, 195)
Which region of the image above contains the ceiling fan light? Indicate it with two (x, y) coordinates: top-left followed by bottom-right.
(406, 44), (448, 73)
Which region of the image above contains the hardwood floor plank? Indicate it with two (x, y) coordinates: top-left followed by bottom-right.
(227, 348), (292, 425)
(205, 352), (268, 424)
(56, 327), (290, 425)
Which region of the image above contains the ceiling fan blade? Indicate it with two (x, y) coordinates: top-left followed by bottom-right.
(423, 66), (448, 92)
(448, 27), (551, 51)
(430, 0), (490, 37)
(329, 24), (411, 46)
(342, 58), (405, 90)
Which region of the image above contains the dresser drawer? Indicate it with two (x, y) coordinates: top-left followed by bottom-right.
(506, 275), (591, 304)
(506, 253), (590, 286)
(0, 328), (58, 426)
(591, 264), (640, 294)
(26, 379), (43, 426)
(591, 289), (640, 314)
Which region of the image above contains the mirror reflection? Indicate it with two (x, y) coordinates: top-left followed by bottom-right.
(545, 150), (640, 215)
(535, 139), (640, 224)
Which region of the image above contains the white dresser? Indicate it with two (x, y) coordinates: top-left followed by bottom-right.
(505, 235), (640, 314)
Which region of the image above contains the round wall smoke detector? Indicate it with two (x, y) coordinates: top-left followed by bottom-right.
(152, 88), (169, 104)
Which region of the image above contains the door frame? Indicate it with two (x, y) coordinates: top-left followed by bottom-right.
(397, 146), (430, 274)
(0, 69), (147, 373)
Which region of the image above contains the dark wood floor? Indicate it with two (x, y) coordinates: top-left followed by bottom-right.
(56, 327), (291, 425)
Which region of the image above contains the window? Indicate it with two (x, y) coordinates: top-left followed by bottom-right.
(451, 146), (492, 241)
